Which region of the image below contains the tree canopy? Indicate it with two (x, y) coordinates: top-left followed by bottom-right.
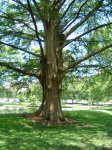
(0, 0), (112, 78)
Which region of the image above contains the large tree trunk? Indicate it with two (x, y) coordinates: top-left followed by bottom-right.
(26, 1), (69, 124)
(35, 75), (64, 122)
(25, 2), (74, 124)
(34, 6), (67, 122)
(35, 49), (65, 122)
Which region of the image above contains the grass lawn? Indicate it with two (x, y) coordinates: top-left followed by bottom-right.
(0, 110), (112, 150)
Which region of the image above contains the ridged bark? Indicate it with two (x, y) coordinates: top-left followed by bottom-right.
(35, 5), (65, 123)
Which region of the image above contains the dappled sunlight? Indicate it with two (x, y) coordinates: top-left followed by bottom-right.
(0, 110), (112, 150)
(95, 110), (112, 115)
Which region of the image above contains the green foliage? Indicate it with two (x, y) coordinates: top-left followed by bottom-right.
(0, 81), (42, 105)
(86, 72), (112, 102)
(0, 0), (111, 78)
(0, 85), (14, 98)
(62, 72), (112, 102)
(0, 71), (111, 104)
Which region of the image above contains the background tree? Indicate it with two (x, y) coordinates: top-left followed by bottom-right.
(0, 0), (112, 123)
(62, 72), (112, 102)
(87, 72), (112, 104)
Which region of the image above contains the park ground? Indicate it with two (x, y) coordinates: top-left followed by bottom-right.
(0, 104), (112, 150)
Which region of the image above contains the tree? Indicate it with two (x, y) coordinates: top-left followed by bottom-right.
(62, 71), (112, 104)
(0, 0), (112, 124)
(87, 72), (112, 104)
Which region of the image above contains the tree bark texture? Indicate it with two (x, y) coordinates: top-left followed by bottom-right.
(35, 5), (65, 122)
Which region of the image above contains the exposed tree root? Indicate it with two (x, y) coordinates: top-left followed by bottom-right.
(24, 113), (77, 125)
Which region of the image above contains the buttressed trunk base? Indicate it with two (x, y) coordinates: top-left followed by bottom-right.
(34, 68), (66, 124)
(25, 74), (75, 125)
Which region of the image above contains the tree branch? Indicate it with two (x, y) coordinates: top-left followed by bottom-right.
(65, 0), (104, 38)
(62, 0), (89, 32)
(77, 64), (111, 69)
(0, 41), (40, 58)
(0, 29), (44, 43)
(12, 0), (28, 10)
(27, 0), (44, 57)
(0, 12), (44, 41)
(60, 0), (76, 21)
(32, 0), (44, 21)
(72, 0), (89, 23)
(64, 44), (112, 72)
(0, 13), (35, 33)
(0, 62), (38, 78)
(57, 0), (68, 10)
(64, 22), (112, 47)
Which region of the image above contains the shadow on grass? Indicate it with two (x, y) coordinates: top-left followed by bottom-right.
(0, 111), (112, 150)
(65, 110), (112, 128)
(105, 108), (112, 111)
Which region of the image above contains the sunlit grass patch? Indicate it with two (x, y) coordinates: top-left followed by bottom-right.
(0, 110), (112, 150)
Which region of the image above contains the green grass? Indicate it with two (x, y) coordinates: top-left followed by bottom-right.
(0, 110), (112, 150)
